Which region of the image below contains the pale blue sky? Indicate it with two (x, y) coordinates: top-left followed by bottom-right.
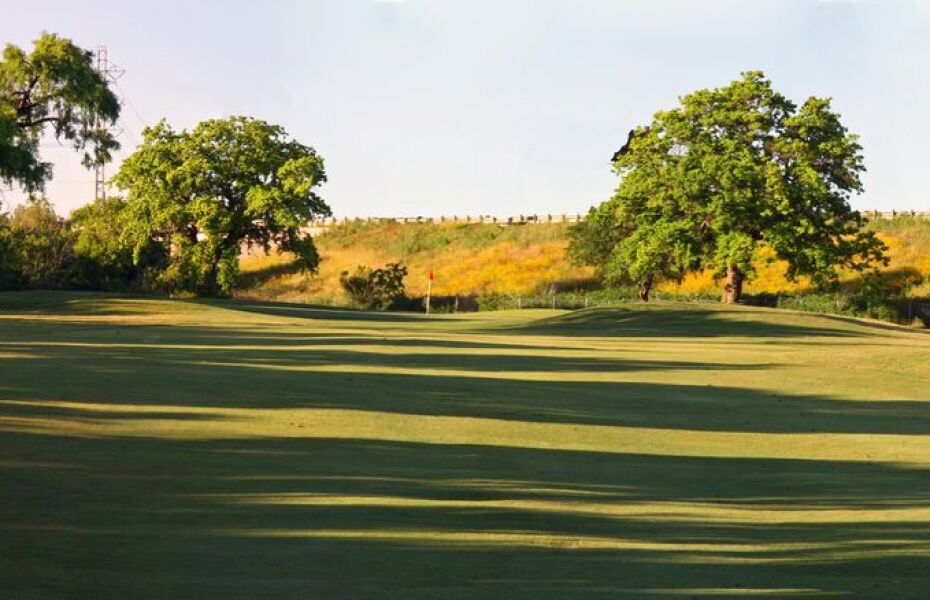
(3, 0), (929, 215)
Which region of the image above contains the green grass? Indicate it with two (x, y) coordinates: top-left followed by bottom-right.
(2, 291), (930, 597)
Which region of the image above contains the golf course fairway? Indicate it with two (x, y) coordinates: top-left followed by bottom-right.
(2, 291), (930, 597)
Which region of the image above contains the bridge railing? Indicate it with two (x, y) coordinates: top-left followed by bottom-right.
(308, 210), (927, 225)
(865, 210), (930, 220)
(304, 214), (585, 229)
(300, 210), (928, 234)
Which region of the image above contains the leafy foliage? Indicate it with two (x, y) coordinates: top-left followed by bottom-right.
(567, 206), (630, 280)
(113, 116), (331, 295)
(0, 197), (167, 292)
(0, 209), (23, 289)
(0, 32), (120, 191)
(577, 71), (887, 302)
(69, 197), (167, 290)
(339, 263), (408, 309)
(5, 198), (74, 288)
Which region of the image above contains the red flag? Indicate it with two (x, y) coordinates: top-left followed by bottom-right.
(429, 271), (434, 281)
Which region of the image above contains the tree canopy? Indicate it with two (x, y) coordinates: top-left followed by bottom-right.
(571, 71), (887, 302)
(113, 116), (331, 295)
(0, 32), (120, 191)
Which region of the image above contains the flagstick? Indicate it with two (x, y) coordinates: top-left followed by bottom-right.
(426, 274), (432, 315)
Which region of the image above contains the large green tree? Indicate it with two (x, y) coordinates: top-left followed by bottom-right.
(113, 116), (331, 295)
(0, 32), (120, 191)
(575, 71), (886, 303)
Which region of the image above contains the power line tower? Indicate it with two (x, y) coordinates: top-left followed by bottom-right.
(93, 46), (124, 201)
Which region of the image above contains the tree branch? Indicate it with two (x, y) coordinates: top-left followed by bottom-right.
(16, 115), (62, 129)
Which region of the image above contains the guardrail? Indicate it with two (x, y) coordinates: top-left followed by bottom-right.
(866, 210), (930, 219)
(303, 210), (928, 232)
(306, 214), (586, 227)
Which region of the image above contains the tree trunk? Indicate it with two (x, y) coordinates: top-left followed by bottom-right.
(203, 242), (231, 296)
(721, 266), (744, 304)
(638, 275), (653, 302)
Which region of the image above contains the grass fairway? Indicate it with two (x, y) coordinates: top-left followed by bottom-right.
(2, 292), (930, 597)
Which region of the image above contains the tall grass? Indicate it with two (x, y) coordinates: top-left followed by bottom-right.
(237, 217), (930, 324)
(237, 222), (591, 305)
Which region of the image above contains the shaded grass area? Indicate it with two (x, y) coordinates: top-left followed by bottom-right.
(2, 291), (930, 597)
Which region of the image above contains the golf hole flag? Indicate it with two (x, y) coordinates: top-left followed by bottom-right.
(429, 270), (434, 281)
(426, 270), (434, 314)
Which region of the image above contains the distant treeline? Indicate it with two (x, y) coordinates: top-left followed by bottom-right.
(2, 200), (929, 327)
(0, 198), (166, 293)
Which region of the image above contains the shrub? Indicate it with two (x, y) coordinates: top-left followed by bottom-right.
(476, 293), (511, 311)
(6, 199), (75, 289)
(339, 263), (408, 309)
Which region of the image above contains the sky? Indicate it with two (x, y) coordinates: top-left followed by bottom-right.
(2, 0), (929, 216)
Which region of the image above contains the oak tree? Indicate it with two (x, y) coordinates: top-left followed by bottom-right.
(113, 116), (330, 295)
(576, 71), (886, 303)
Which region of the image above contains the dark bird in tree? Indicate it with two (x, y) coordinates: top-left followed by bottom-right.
(611, 129), (638, 163)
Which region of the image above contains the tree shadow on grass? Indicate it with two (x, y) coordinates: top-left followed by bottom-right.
(513, 306), (874, 339)
(234, 256), (303, 289)
(197, 298), (449, 324)
(3, 294), (930, 595)
(0, 321), (927, 436)
(0, 290), (161, 317)
(3, 432), (930, 596)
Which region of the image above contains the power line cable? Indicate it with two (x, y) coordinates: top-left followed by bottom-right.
(113, 80), (150, 131)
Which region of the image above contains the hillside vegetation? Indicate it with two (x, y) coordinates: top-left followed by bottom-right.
(237, 221), (591, 303)
(237, 217), (930, 310)
(3, 292), (930, 596)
